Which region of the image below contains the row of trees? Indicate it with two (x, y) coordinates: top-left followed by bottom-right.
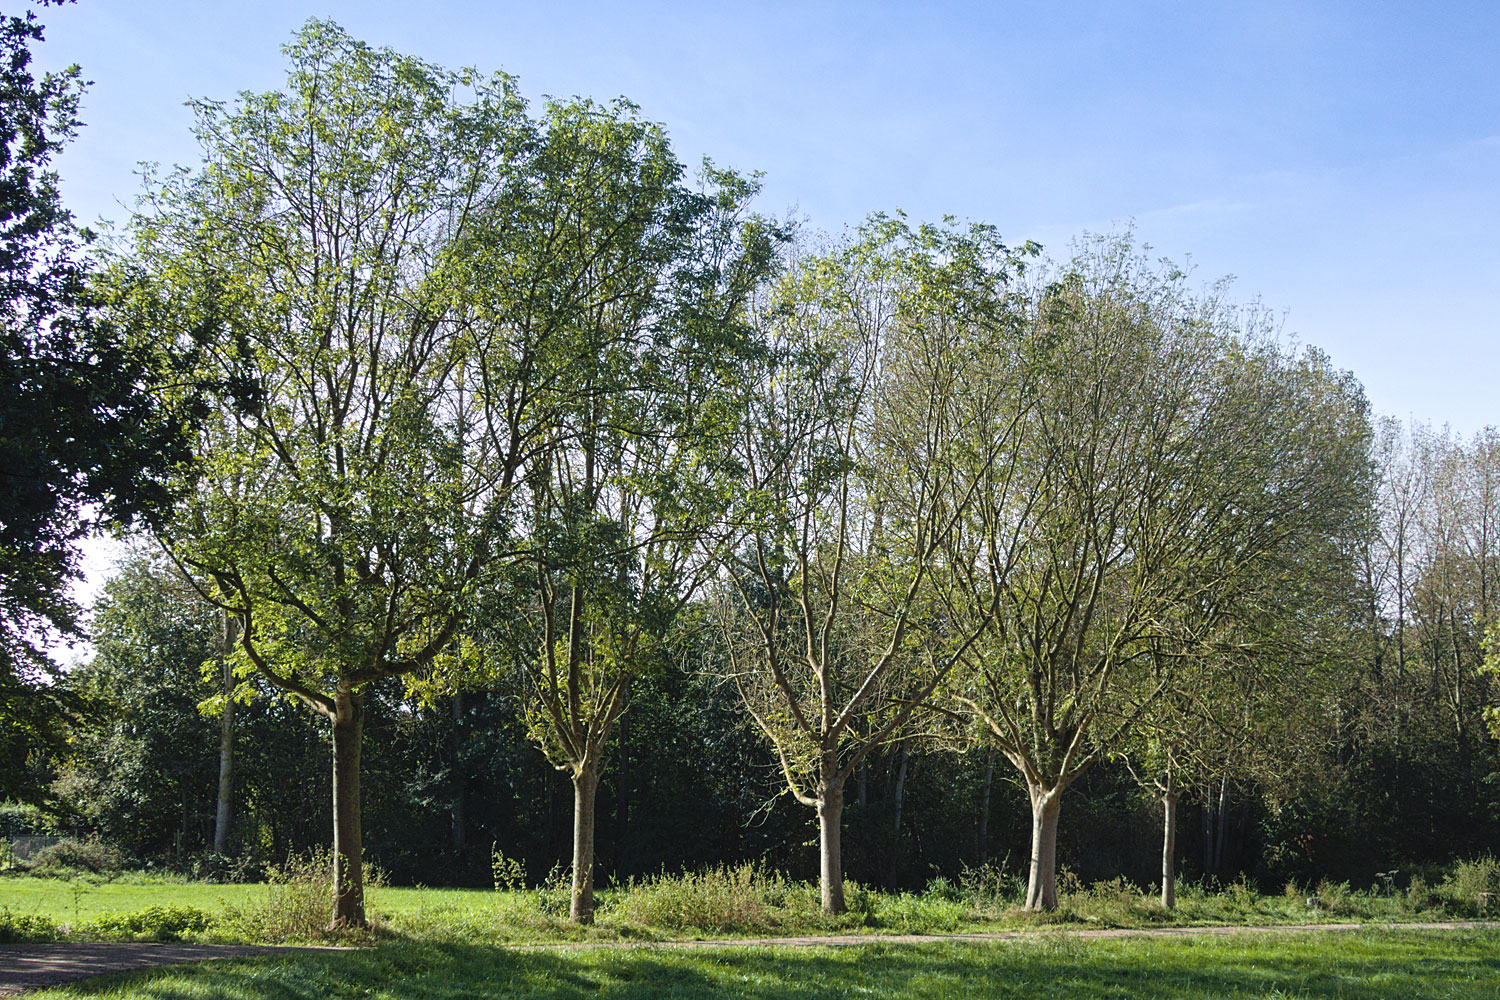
(5, 13), (1496, 933)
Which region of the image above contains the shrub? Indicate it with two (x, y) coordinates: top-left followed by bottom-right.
(491, 845), (526, 893)
(605, 864), (861, 933)
(22, 837), (126, 877)
(87, 905), (214, 941)
(612, 863), (774, 931)
(1313, 879), (1354, 916)
(224, 848), (385, 942)
(1442, 855), (1500, 911)
(958, 861), (1022, 911)
(0, 908), (60, 943)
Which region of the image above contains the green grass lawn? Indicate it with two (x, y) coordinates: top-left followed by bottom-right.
(22, 929), (1500, 999)
(0, 870), (1482, 945)
(0, 877), (487, 924)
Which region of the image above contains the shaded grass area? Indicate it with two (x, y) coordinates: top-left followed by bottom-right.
(25, 929), (1500, 1000)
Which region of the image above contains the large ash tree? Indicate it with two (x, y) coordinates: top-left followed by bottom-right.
(714, 218), (1036, 914)
(948, 237), (1372, 911)
(127, 21), (703, 928)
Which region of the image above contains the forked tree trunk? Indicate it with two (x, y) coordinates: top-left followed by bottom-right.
(1025, 783), (1063, 911)
(570, 762), (600, 924)
(818, 782), (847, 914)
(330, 688), (365, 930)
(1161, 791), (1179, 908)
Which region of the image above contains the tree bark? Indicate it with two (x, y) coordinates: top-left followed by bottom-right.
(450, 691), (466, 853)
(212, 610), (240, 856)
(818, 782), (847, 914)
(978, 748), (995, 866)
(616, 709), (629, 875)
(330, 687), (365, 930)
(1024, 784), (1063, 911)
(886, 741), (911, 887)
(1161, 791), (1178, 909)
(570, 761), (599, 924)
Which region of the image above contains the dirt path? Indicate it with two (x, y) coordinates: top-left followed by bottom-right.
(3, 922), (1496, 996)
(0, 943), (329, 997)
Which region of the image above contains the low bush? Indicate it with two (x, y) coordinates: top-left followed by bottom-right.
(1442, 855), (1500, 913)
(610, 863), (786, 932)
(86, 904), (215, 941)
(22, 837), (127, 877)
(0, 907), (60, 943)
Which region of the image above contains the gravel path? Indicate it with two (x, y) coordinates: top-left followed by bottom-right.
(3, 922), (1496, 995)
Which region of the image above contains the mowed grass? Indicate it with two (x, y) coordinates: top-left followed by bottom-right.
(23, 929), (1500, 999)
(0, 877), (490, 926)
(0, 870), (1483, 945)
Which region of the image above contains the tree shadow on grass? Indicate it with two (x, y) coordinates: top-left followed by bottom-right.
(38, 932), (1500, 1000)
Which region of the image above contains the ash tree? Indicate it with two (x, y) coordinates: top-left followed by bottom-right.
(461, 125), (780, 923)
(714, 217), (1036, 914)
(947, 236), (1372, 911)
(124, 21), (700, 928)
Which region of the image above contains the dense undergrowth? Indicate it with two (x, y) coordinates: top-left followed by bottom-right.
(4, 854), (1500, 946)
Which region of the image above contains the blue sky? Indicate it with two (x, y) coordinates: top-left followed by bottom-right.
(31, 0), (1500, 436)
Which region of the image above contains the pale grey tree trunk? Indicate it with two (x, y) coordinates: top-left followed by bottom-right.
(1024, 784), (1063, 911)
(570, 762), (600, 924)
(818, 784), (846, 914)
(330, 688), (365, 930)
(1161, 791), (1179, 908)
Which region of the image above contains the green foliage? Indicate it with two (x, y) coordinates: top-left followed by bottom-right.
(1441, 855), (1500, 912)
(490, 844), (526, 893)
(611, 864), (816, 932)
(84, 903), (214, 941)
(0, 2), (204, 747)
(223, 849), (385, 942)
(0, 906), (59, 942)
(21, 836), (126, 877)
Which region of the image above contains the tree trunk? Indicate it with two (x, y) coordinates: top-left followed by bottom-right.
(978, 748), (995, 866)
(450, 691), (466, 853)
(1161, 791), (1178, 909)
(330, 687), (365, 930)
(212, 611), (239, 856)
(818, 782), (847, 914)
(616, 709), (629, 875)
(1024, 784), (1063, 911)
(886, 741), (911, 888)
(570, 761), (599, 924)
(1213, 778), (1229, 875)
